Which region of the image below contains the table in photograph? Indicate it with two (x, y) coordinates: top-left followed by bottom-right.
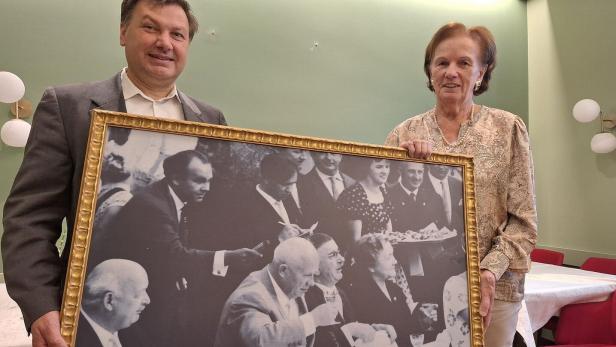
(1, 283), (31, 347)
(516, 261), (616, 347)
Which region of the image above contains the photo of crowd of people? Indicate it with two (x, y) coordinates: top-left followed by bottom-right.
(79, 125), (472, 347)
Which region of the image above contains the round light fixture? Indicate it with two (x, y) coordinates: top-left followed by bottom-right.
(0, 71), (25, 103)
(573, 99), (601, 123)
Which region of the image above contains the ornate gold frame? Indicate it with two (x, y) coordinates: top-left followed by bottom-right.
(60, 109), (483, 346)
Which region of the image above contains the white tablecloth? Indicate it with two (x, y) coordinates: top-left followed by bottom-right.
(517, 262), (616, 347)
(0, 283), (31, 347)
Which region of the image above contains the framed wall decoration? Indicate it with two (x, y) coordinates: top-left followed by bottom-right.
(60, 110), (483, 347)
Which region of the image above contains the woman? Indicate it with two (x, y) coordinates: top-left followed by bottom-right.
(345, 234), (419, 347)
(385, 23), (537, 346)
(336, 158), (393, 247)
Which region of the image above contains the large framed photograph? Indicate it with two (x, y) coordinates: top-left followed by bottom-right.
(60, 110), (483, 347)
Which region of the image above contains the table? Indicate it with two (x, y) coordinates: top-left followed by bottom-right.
(0, 283), (31, 347)
(517, 262), (616, 347)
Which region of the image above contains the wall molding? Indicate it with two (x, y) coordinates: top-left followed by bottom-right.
(536, 244), (616, 267)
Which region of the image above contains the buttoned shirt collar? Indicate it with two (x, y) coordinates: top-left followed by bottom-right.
(121, 67), (180, 102)
(399, 181), (419, 197)
(80, 308), (122, 347)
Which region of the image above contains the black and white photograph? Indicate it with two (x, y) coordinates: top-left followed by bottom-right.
(66, 112), (479, 347)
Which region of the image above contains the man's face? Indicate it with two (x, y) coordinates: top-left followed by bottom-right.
(429, 165), (450, 180)
(113, 274), (150, 330)
(315, 240), (345, 287)
(313, 153), (342, 176)
(120, 1), (190, 90)
(266, 172), (297, 201)
(279, 256), (319, 299)
(172, 159), (213, 203)
(400, 162), (424, 190)
(281, 149), (308, 168)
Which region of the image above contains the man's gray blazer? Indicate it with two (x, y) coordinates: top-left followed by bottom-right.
(1, 72), (227, 329)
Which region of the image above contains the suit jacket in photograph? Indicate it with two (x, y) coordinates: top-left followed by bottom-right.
(344, 272), (418, 347)
(1, 71), (226, 329)
(297, 169), (355, 245)
(232, 186), (304, 256)
(101, 178), (218, 346)
(304, 285), (356, 347)
(214, 266), (314, 347)
(388, 181), (435, 233)
(75, 314), (104, 347)
(419, 175), (464, 233)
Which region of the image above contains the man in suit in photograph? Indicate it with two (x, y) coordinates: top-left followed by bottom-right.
(298, 152), (354, 246)
(232, 153), (307, 260)
(389, 162), (433, 233)
(278, 148), (310, 210)
(422, 165), (464, 233)
(76, 259), (150, 347)
(104, 150), (260, 346)
(2, 1), (227, 345)
(214, 237), (339, 347)
(305, 233), (397, 347)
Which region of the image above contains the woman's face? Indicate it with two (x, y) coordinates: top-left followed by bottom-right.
(371, 242), (397, 281)
(368, 160), (390, 185)
(429, 35), (485, 106)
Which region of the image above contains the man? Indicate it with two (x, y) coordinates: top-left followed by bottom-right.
(403, 164), (466, 341)
(76, 259), (150, 347)
(298, 152), (354, 245)
(278, 148), (310, 209)
(305, 233), (397, 347)
(214, 237), (339, 347)
(102, 150), (261, 346)
(389, 162), (433, 233)
(2, 1), (226, 345)
(232, 153), (306, 259)
(422, 165), (464, 233)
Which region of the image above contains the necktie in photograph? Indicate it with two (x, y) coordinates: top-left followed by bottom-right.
(179, 203), (190, 245)
(330, 176), (341, 200)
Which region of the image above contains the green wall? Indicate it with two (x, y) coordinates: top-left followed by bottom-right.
(528, 0), (616, 265)
(0, 0), (528, 272)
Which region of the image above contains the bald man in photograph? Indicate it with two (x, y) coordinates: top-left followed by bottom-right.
(76, 259), (150, 347)
(214, 238), (340, 347)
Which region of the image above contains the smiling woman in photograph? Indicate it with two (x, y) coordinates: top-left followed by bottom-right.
(336, 158), (393, 248)
(385, 22), (537, 346)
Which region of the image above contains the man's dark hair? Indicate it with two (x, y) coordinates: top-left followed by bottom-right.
(260, 153), (297, 184)
(163, 150), (209, 179)
(308, 232), (334, 250)
(121, 0), (199, 41)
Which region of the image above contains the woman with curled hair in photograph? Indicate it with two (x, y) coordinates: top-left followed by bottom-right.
(344, 233), (425, 347)
(386, 22), (537, 346)
(336, 158), (393, 248)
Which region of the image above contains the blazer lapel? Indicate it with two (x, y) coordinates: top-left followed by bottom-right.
(257, 267), (288, 320)
(178, 91), (204, 122)
(89, 73), (127, 112)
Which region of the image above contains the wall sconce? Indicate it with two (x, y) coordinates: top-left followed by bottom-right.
(0, 71), (32, 147)
(572, 99), (616, 154)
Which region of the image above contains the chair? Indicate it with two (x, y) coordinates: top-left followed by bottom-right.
(581, 257), (616, 275)
(531, 248), (565, 265)
(553, 290), (616, 345)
